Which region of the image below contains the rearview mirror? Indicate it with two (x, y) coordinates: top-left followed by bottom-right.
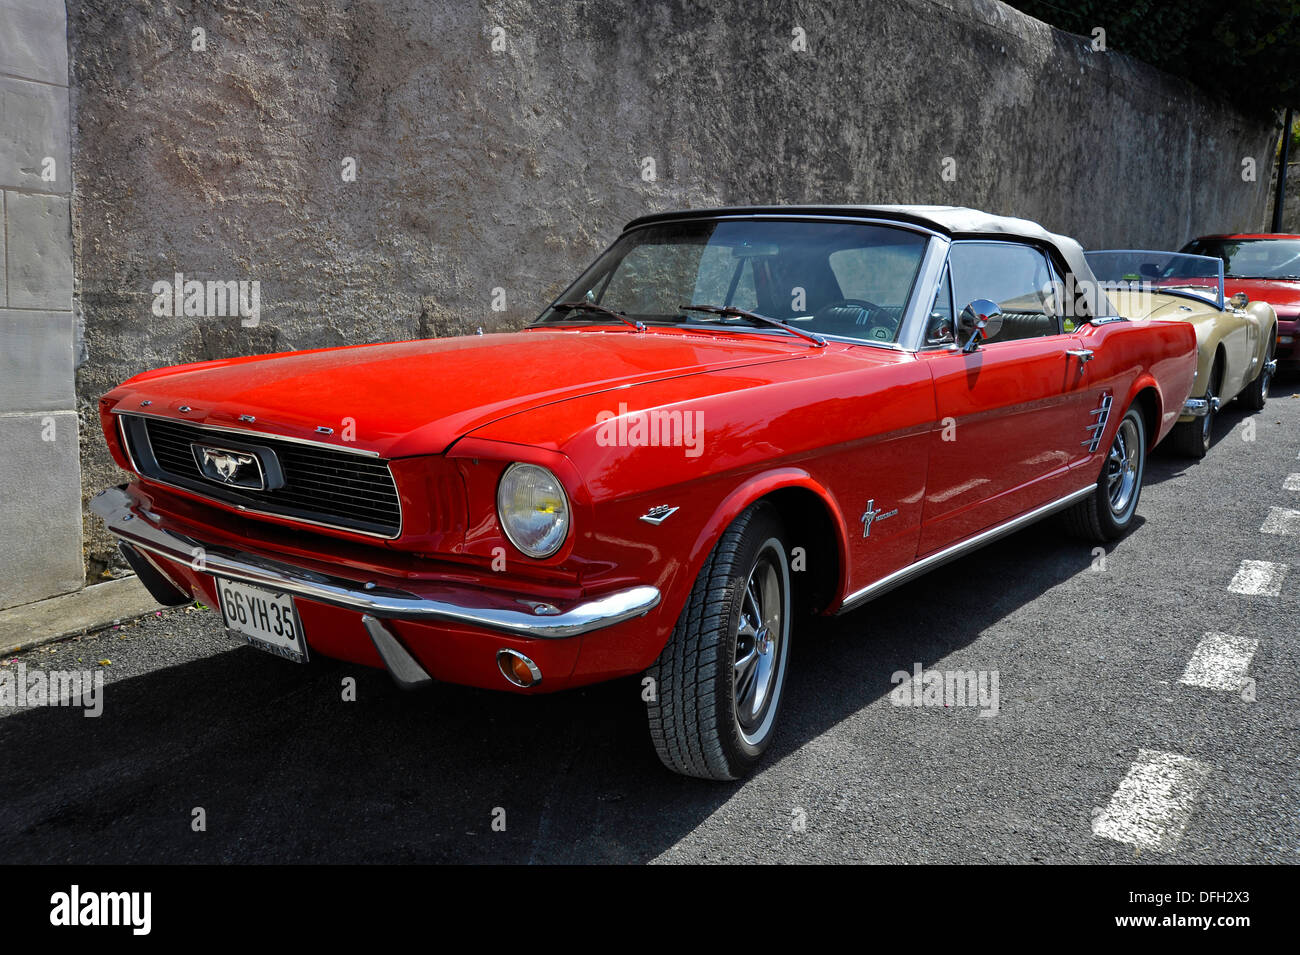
(730, 242), (780, 258)
(1229, 291), (1249, 309)
(958, 299), (1003, 352)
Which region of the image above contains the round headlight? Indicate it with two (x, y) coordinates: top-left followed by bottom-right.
(497, 463), (570, 558)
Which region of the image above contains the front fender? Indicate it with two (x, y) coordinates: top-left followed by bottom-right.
(675, 468), (853, 625)
(1246, 300), (1279, 377)
(1178, 319), (1229, 423)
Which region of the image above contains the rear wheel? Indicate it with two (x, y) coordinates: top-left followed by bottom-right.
(1240, 333), (1275, 412)
(1064, 405), (1146, 542)
(646, 503), (791, 781)
(1169, 359), (1221, 459)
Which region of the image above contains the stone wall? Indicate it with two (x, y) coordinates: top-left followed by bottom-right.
(65, 0), (1279, 576)
(1265, 161), (1299, 232)
(0, 0), (82, 607)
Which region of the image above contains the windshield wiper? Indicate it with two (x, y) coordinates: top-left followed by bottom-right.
(544, 301), (645, 331)
(678, 304), (826, 347)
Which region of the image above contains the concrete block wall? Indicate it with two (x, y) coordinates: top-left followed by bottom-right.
(0, 0), (83, 608)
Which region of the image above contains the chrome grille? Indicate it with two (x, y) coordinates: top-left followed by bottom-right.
(120, 414), (402, 538)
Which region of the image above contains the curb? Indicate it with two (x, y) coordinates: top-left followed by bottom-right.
(0, 576), (164, 656)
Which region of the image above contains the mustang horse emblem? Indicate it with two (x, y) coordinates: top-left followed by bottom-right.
(861, 499), (899, 538)
(193, 445), (264, 490)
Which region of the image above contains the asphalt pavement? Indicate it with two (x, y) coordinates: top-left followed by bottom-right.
(2, 379), (1297, 864)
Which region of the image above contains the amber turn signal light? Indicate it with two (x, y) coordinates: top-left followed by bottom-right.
(497, 649), (542, 688)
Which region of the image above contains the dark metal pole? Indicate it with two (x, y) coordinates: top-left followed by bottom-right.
(1273, 107), (1293, 233)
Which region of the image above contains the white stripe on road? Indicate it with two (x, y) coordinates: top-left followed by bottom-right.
(1179, 632), (1258, 691)
(1092, 750), (1211, 852)
(1284, 473), (1300, 492)
(1260, 507), (1300, 536)
(1227, 560), (1289, 596)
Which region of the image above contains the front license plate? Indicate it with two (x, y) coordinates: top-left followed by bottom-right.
(217, 578), (308, 663)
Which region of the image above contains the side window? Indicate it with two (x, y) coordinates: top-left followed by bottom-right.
(948, 242), (1062, 343)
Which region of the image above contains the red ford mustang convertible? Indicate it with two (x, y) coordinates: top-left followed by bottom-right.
(93, 206), (1197, 779)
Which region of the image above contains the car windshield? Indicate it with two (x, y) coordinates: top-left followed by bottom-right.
(535, 219), (930, 344)
(1180, 237), (1300, 280)
(1084, 250), (1224, 309)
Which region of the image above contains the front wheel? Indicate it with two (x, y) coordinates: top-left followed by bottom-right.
(1063, 405), (1147, 542)
(646, 503), (791, 780)
(1170, 359), (1220, 458)
(1240, 333), (1275, 412)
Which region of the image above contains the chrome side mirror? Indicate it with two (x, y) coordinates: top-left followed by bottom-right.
(959, 299), (1003, 352)
(1229, 291), (1249, 309)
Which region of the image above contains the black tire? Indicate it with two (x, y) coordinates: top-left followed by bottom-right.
(646, 503), (791, 781)
(1169, 358), (1221, 459)
(1063, 405), (1147, 542)
(1239, 333), (1275, 412)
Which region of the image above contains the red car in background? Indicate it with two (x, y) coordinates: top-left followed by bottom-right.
(1181, 233), (1300, 370)
(92, 206), (1197, 780)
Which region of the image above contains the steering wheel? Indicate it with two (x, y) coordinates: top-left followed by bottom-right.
(812, 298), (897, 341)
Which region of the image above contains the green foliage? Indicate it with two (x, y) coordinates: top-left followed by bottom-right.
(1005, 0), (1299, 114)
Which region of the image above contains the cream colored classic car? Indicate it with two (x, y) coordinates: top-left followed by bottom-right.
(1085, 250), (1277, 457)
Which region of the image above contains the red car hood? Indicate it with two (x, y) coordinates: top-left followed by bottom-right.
(1225, 278), (1300, 314)
(106, 329), (810, 457)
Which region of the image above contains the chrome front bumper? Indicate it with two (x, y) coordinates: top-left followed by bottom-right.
(91, 485), (660, 639)
(1181, 396), (1222, 417)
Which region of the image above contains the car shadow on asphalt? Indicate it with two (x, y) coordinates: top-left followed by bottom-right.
(0, 515), (1104, 864)
(1145, 372), (1292, 486)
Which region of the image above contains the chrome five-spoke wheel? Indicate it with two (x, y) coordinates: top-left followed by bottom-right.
(1106, 415), (1141, 517)
(734, 542), (788, 747)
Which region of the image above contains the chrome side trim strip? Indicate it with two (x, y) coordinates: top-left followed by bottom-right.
(90, 485), (660, 639)
(836, 484), (1096, 614)
(111, 409), (382, 458)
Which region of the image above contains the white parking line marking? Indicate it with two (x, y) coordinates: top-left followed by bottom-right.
(1260, 507), (1300, 536)
(1284, 473), (1300, 492)
(1092, 750), (1210, 852)
(1179, 632), (1258, 691)
(1227, 560), (1289, 596)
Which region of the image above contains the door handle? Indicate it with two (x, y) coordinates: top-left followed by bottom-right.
(1066, 349), (1094, 363)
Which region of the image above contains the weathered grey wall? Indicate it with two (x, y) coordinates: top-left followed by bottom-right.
(1265, 160), (1299, 232)
(0, 0), (82, 608)
(67, 0), (1277, 574)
